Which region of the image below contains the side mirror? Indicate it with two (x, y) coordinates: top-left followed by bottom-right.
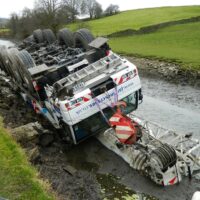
(139, 89), (143, 102)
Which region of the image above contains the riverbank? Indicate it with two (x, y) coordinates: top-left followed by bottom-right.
(0, 117), (54, 200)
(126, 56), (200, 88)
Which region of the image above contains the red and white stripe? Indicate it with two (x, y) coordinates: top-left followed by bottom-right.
(32, 80), (40, 91)
(83, 93), (92, 102)
(65, 93), (92, 111)
(115, 125), (133, 143)
(32, 100), (40, 113)
(115, 124), (135, 143)
(109, 116), (120, 123)
(109, 112), (137, 144)
(113, 70), (137, 85)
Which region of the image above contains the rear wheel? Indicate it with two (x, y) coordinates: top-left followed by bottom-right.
(33, 29), (44, 43)
(7, 48), (23, 84)
(2, 49), (15, 78)
(57, 28), (74, 47)
(0, 45), (7, 73)
(16, 50), (36, 92)
(74, 28), (94, 51)
(43, 29), (56, 44)
(18, 50), (36, 69)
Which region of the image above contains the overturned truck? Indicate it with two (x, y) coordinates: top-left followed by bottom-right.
(0, 28), (199, 186)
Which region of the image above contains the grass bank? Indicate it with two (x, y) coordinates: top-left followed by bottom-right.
(68, 6), (200, 36)
(0, 117), (55, 200)
(109, 22), (200, 71)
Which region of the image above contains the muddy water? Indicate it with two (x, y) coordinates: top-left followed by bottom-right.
(1, 39), (200, 200)
(137, 76), (200, 137)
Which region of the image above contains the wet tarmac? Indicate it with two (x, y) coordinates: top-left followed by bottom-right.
(0, 39), (200, 200)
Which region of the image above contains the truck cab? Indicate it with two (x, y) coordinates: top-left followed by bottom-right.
(47, 51), (142, 144)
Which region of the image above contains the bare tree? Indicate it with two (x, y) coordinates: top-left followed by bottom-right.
(94, 1), (102, 19)
(81, 0), (95, 19)
(8, 13), (19, 36)
(62, 0), (82, 22)
(8, 0), (81, 38)
(105, 4), (119, 16)
(19, 8), (36, 37)
(82, 0), (102, 19)
(35, 0), (61, 14)
(34, 0), (62, 31)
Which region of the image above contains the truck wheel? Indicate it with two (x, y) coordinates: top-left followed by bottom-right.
(7, 48), (23, 84)
(43, 29), (56, 44)
(74, 28), (94, 51)
(2, 49), (15, 78)
(0, 45), (7, 72)
(18, 50), (36, 69)
(57, 28), (74, 47)
(15, 51), (35, 92)
(33, 29), (44, 43)
(0, 46), (10, 75)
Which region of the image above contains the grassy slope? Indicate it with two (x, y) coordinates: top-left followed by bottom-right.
(109, 22), (200, 70)
(0, 118), (54, 200)
(69, 6), (200, 35)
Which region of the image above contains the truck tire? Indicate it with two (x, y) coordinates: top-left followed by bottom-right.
(33, 29), (44, 43)
(7, 48), (23, 84)
(15, 51), (35, 92)
(2, 49), (15, 78)
(0, 46), (11, 75)
(57, 28), (74, 47)
(18, 50), (36, 69)
(0, 45), (7, 72)
(74, 28), (94, 51)
(43, 29), (56, 44)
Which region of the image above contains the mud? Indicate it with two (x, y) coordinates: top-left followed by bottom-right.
(0, 39), (200, 200)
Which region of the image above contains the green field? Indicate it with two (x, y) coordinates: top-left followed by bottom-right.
(0, 118), (54, 200)
(68, 6), (200, 35)
(0, 29), (10, 37)
(109, 22), (200, 70)
(0, 29), (9, 33)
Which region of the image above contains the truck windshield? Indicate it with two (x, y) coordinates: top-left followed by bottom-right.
(73, 91), (138, 143)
